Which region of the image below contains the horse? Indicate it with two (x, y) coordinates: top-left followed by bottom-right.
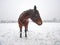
(18, 5), (42, 38)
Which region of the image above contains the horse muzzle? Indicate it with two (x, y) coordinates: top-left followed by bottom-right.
(37, 21), (42, 25)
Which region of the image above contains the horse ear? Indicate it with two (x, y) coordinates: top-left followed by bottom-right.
(34, 5), (37, 10)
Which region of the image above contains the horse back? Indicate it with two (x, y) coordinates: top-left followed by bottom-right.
(18, 9), (33, 26)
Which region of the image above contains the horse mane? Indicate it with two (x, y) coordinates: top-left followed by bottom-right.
(20, 9), (34, 17)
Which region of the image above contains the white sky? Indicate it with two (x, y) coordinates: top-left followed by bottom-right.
(0, 0), (60, 21)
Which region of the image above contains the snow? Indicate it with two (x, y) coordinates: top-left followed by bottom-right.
(0, 22), (60, 45)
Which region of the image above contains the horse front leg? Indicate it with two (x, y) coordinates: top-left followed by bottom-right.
(25, 25), (28, 38)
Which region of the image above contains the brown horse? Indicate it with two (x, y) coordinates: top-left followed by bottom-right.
(18, 5), (42, 38)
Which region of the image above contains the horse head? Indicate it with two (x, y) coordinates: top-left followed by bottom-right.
(30, 5), (42, 25)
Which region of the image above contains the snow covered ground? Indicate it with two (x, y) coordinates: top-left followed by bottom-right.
(0, 22), (60, 45)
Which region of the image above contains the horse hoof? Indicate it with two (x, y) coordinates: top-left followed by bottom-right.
(20, 36), (22, 38)
(25, 35), (27, 38)
(20, 35), (22, 38)
(25, 36), (27, 38)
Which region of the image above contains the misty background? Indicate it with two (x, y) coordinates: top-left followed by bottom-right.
(0, 0), (60, 23)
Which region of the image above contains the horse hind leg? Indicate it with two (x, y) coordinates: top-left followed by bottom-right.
(20, 26), (22, 38)
(18, 23), (22, 38)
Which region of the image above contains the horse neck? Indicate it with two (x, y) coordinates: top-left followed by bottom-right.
(20, 9), (33, 21)
(20, 14), (30, 21)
